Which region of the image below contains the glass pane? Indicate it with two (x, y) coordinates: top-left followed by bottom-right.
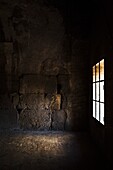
(93, 66), (95, 82)
(100, 103), (104, 125)
(93, 101), (95, 118)
(100, 59), (104, 81)
(96, 82), (99, 101)
(93, 83), (95, 100)
(96, 102), (99, 121)
(96, 62), (99, 81)
(100, 81), (104, 102)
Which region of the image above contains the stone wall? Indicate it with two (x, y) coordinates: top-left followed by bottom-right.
(14, 73), (70, 130)
(0, 0), (90, 131)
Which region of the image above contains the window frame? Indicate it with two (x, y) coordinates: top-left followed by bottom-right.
(92, 59), (104, 125)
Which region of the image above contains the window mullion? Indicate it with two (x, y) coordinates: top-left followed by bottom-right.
(95, 66), (96, 118)
(99, 62), (100, 121)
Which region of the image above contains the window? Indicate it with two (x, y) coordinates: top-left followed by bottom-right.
(93, 59), (104, 125)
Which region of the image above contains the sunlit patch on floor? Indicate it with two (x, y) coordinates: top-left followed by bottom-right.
(0, 131), (105, 170)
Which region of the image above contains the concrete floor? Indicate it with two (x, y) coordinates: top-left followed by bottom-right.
(0, 130), (106, 170)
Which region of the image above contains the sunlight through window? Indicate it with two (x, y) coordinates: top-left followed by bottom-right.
(92, 59), (104, 125)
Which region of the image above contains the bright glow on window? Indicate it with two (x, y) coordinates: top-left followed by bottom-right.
(93, 101), (95, 118)
(93, 66), (95, 82)
(93, 83), (95, 100)
(96, 102), (99, 121)
(100, 59), (104, 81)
(100, 103), (104, 125)
(92, 59), (104, 125)
(96, 82), (99, 101)
(100, 82), (104, 102)
(96, 62), (99, 81)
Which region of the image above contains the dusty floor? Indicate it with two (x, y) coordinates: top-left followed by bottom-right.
(0, 130), (106, 170)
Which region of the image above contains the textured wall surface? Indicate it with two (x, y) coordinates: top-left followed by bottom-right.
(0, 0), (89, 131)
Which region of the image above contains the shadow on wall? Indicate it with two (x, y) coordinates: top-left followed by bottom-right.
(0, 19), (17, 130)
(0, 18), (7, 94)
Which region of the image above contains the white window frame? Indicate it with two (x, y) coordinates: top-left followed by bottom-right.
(93, 59), (104, 125)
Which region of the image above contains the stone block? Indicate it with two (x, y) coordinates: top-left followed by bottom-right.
(19, 108), (51, 130)
(19, 93), (44, 110)
(19, 108), (40, 130)
(38, 109), (51, 130)
(52, 110), (67, 130)
(19, 75), (46, 94)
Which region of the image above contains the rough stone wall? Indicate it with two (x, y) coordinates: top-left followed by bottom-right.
(15, 74), (69, 130)
(0, 0), (72, 130)
(0, 0), (90, 131)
